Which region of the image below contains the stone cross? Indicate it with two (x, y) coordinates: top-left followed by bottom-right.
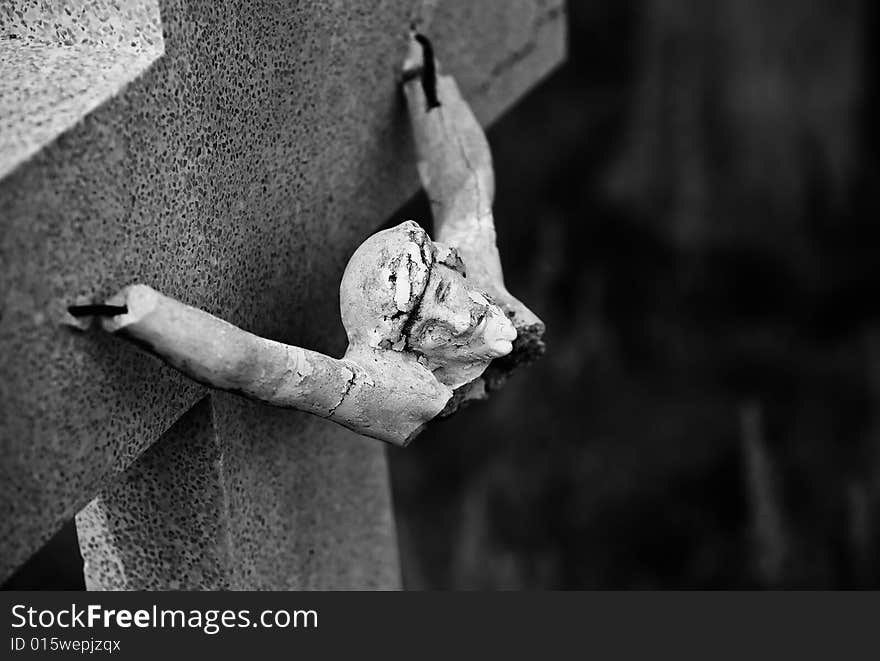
(0, 0), (565, 589)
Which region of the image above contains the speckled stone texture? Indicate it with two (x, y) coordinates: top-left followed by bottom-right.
(75, 398), (227, 590)
(0, 0), (566, 587)
(77, 395), (399, 589)
(0, 1), (164, 178)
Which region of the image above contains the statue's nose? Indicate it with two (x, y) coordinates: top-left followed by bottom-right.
(499, 316), (517, 342)
(479, 307), (517, 356)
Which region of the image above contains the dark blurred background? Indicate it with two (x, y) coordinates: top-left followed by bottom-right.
(388, 0), (880, 589)
(7, 0), (880, 589)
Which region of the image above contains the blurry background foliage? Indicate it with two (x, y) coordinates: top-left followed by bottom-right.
(6, 0), (880, 589)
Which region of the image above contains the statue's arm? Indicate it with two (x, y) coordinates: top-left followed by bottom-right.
(91, 284), (449, 445)
(401, 33), (546, 380)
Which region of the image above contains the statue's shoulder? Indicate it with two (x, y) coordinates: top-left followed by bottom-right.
(332, 349), (452, 446)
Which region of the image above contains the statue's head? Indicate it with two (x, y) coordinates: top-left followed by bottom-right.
(340, 221), (516, 387)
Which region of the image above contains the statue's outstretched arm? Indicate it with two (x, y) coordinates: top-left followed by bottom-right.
(401, 33), (546, 394)
(75, 282), (452, 446)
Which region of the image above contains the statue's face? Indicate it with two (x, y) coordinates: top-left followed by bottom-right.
(407, 254), (516, 365)
(340, 221), (515, 387)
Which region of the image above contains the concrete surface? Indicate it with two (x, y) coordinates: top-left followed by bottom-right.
(0, 1), (163, 178)
(77, 395), (399, 589)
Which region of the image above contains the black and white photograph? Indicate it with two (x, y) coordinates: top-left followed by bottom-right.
(2, 0), (880, 614)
